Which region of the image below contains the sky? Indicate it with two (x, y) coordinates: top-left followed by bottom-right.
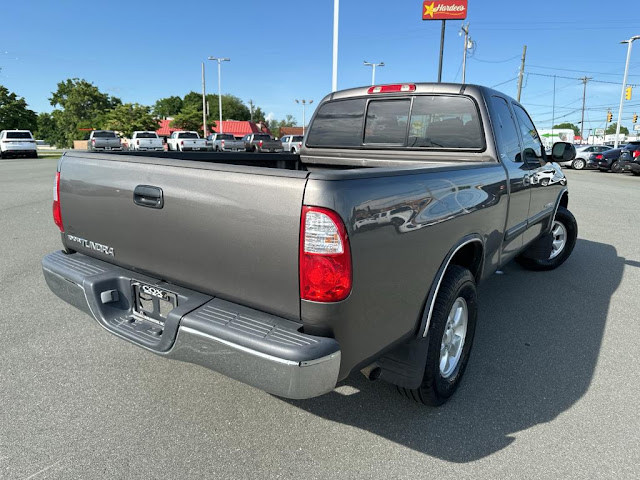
(2, 0), (640, 137)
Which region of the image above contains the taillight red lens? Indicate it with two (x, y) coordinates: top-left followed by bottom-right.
(53, 172), (64, 232)
(633, 150), (640, 158)
(596, 154), (603, 160)
(300, 206), (352, 302)
(259, 140), (263, 147)
(180, 140), (184, 146)
(221, 139), (225, 147)
(136, 139), (140, 145)
(367, 84), (416, 94)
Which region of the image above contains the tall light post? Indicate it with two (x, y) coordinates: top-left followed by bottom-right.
(332, 0), (339, 91)
(459, 23), (473, 84)
(363, 61), (384, 85)
(208, 56), (230, 134)
(295, 99), (313, 135)
(614, 35), (640, 148)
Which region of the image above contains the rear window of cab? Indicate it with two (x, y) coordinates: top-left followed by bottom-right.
(306, 95), (485, 150)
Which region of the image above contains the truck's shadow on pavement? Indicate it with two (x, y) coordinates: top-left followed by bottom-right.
(283, 239), (623, 462)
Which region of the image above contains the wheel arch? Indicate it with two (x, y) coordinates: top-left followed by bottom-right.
(419, 235), (484, 338)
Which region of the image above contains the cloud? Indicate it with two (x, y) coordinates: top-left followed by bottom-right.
(265, 112), (275, 122)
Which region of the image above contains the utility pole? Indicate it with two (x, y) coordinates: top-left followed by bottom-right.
(614, 35), (640, 148)
(460, 23), (470, 84)
(208, 57), (230, 134)
(248, 99), (255, 122)
(201, 63), (207, 137)
(516, 45), (527, 102)
(363, 61), (384, 85)
(579, 76), (592, 142)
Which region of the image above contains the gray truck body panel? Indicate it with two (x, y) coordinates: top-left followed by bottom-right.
(44, 83), (568, 396)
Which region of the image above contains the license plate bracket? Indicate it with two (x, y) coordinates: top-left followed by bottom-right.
(132, 282), (178, 325)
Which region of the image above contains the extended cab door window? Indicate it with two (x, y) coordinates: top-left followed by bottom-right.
(512, 104), (545, 167)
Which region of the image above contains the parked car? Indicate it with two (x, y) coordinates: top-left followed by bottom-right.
(88, 130), (122, 151)
(207, 133), (245, 152)
(167, 131), (207, 151)
(42, 83), (577, 406)
(281, 135), (304, 153)
(0, 130), (37, 158)
(242, 133), (283, 153)
(597, 141), (640, 172)
(618, 141), (640, 171)
(557, 145), (609, 170)
(130, 131), (163, 151)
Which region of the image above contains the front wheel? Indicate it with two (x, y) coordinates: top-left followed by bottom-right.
(572, 158), (586, 170)
(398, 265), (477, 406)
(516, 206), (577, 271)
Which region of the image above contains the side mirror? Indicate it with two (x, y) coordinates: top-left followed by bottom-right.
(551, 142), (576, 162)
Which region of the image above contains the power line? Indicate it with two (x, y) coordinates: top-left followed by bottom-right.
(528, 64), (640, 78)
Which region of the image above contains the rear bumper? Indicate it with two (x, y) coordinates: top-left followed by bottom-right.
(41, 250), (341, 399)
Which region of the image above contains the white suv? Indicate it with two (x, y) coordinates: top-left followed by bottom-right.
(0, 130), (38, 158)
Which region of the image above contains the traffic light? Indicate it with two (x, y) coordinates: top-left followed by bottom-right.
(634, 113), (638, 124)
(625, 86), (633, 100)
(607, 111), (613, 122)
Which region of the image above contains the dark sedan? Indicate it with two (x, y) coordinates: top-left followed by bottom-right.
(596, 141), (640, 172)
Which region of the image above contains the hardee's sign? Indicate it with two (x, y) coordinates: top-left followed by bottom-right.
(422, 0), (468, 20)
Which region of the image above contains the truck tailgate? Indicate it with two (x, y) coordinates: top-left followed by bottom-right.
(59, 153), (309, 320)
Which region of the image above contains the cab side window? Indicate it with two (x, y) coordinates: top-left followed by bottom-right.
(512, 104), (544, 166)
(490, 97), (522, 163)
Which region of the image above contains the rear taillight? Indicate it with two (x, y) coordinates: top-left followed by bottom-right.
(367, 84), (416, 94)
(633, 151), (640, 158)
(180, 140), (184, 146)
(595, 154), (603, 160)
(298, 142), (302, 148)
(300, 206), (352, 302)
(259, 140), (263, 148)
(53, 171), (63, 232)
(91, 139), (96, 144)
(221, 139), (225, 147)
(136, 139), (140, 145)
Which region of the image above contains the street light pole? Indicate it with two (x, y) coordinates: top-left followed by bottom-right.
(614, 35), (640, 148)
(208, 56), (230, 134)
(459, 23), (471, 84)
(332, 0), (339, 91)
(295, 99), (313, 135)
(201, 62), (207, 137)
(363, 61), (384, 85)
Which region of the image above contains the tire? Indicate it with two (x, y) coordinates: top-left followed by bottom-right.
(516, 206), (577, 271)
(291, 147), (297, 154)
(252, 146), (258, 153)
(572, 158), (586, 170)
(611, 161), (623, 173)
(398, 265), (477, 406)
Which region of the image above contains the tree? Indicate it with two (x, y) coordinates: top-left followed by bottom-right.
(553, 122), (580, 137)
(153, 96), (183, 118)
(103, 103), (158, 138)
(605, 122), (629, 135)
(0, 86), (37, 132)
(170, 105), (204, 135)
(36, 112), (64, 147)
(49, 78), (119, 147)
(268, 114), (297, 138)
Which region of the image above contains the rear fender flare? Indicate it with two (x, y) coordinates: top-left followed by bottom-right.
(419, 235), (484, 338)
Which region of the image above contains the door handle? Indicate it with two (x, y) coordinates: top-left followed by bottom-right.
(133, 185), (164, 209)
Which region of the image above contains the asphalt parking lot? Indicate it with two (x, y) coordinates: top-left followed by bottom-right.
(1, 158), (639, 479)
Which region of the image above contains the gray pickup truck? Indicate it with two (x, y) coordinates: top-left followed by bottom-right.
(207, 133), (245, 152)
(43, 83), (577, 405)
(88, 130), (122, 151)
(242, 133), (283, 153)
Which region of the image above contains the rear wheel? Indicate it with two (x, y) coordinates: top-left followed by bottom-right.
(516, 206), (577, 271)
(398, 266), (477, 406)
(572, 158), (586, 170)
(611, 161), (623, 173)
